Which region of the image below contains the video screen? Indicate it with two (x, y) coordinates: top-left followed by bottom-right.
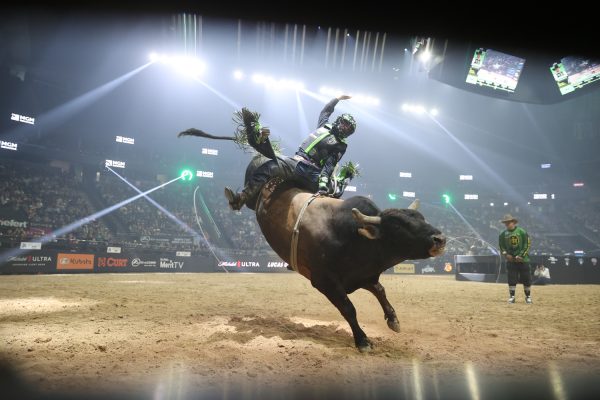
(550, 56), (600, 95)
(466, 48), (525, 93)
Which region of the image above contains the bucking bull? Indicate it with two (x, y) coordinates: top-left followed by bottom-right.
(178, 109), (446, 352)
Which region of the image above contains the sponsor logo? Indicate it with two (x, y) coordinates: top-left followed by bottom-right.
(0, 219), (27, 228)
(592, 258), (597, 267)
(7, 255), (52, 267)
(267, 261), (288, 268)
(217, 261), (261, 268)
(20, 242), (41, 250)
(201, 148), (218, 156)
(115, 135), (134, 144)
(107, 246), (121, 254)
(29, 256), (51, 262)
(196, 170), (214, 178)
(421, 265), (435, 274)
(236, 260), (260, 268)
(105, 159), (126, 168)
(57, 253), (94, 270)
(218, 261), (237, 267)
(172, 237), (193, 244)
(393, 263), (415, 274)
(160, 258), (184, 269)
(97, 257), (128, 267)
(548, 256), (558, 264)
(0, 141), (18, 151)
(10, 113), (35, 125)
(131, 258), (157, 268)
(175, 251), (191, 257)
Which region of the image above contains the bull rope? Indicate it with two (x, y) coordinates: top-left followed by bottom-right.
(290, 193), (320, 272)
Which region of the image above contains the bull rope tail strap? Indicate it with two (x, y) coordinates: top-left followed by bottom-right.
(290, 193), (320, 272)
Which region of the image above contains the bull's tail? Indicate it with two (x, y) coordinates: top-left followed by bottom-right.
(177, 128), (235, 141)
(177, 108), (279, 161)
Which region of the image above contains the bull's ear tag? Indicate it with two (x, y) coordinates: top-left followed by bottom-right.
(358, 226), (380, 240)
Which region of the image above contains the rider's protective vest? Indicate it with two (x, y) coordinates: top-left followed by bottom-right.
(295, 124), (347, 168)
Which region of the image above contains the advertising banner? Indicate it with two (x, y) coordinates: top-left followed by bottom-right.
(3, 248), (595, 282)
(96, 255), (129, 269)
(215, 257), (293, 273)
(93, 252), (214, 273)
(392, 263), (416, 274)
(0, 252), (56, 274)
(20, 242), (42, 250)
(56, 253), (94, 270)
(139, 235), (193, 246)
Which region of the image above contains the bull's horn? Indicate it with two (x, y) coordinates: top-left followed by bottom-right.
(408, 199), (420, 210)
(352, 208), (381, 225)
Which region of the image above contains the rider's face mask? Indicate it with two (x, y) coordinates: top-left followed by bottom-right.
(337, 120), (354, 137)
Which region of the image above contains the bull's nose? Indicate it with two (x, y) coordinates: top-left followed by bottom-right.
(432, 234), (446, 247)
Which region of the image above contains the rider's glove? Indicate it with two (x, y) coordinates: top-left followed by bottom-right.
(318, 176), (329, 195)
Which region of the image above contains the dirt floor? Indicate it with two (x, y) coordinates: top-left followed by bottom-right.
(1, 273), (599, 399)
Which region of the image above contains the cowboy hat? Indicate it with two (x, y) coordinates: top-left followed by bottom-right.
(500, 214), (518, 223)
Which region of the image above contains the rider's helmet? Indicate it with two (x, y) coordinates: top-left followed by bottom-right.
(331, 113), (356, 139)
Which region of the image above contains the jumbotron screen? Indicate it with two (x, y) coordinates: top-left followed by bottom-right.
(550, 56), (600, 95)
(465, 48), (525, 93)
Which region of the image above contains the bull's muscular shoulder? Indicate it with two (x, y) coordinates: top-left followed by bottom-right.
(341, 196), (380, 214)
(332, 196), (381, 234)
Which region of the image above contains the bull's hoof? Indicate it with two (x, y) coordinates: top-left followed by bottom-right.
(387, 318), (401, 333)
(357, 338), (373, 353)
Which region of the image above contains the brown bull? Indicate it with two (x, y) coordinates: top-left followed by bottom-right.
(254, 178), (446, 352)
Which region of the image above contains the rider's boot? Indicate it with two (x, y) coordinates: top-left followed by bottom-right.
(224, 188), (248, 211)
(224, 180), (263, 211)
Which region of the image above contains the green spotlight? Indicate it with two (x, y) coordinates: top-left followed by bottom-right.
(180, 169), (194, 181)
(442, 194), (451, 204)
(388, 193), (397, 201)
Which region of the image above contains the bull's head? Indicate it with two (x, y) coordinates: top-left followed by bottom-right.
(352, 199), (446, 259)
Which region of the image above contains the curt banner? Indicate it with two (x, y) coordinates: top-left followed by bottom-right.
(56, 253), (94, 270)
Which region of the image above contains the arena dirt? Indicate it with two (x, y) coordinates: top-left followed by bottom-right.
(1, 273), (599, 398)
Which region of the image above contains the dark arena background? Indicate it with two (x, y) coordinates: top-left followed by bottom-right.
(1, 3), (600, 400)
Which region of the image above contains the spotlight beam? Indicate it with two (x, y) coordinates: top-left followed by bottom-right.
(429, 115), (529, 204)
(106, 166), (202, 239)
(295, 92), (311, 141)
(0, 173), (182, 265)
(4, 63), (152, 143)
(446, 202), (500, 255)
(191, 77), (240, 110)
(106, 166), (228, 263)
(436, 113), (549, 158)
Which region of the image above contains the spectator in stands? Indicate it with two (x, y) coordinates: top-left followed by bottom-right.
(533, 264), (551, 285)
(499, 214), (533, 304)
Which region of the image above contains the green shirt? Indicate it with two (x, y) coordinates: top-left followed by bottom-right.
(499, 226), (531, 263)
